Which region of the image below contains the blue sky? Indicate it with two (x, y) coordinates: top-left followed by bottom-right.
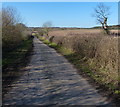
(2, 2), (118, 28)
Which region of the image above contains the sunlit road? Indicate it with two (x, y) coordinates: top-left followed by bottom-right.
(3, 37), (114, 106)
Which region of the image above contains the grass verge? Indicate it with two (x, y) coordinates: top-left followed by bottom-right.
(38, 36), (120, 105)
(2, 38), (33, 96)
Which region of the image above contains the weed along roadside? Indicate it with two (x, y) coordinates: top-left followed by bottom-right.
(37, 35), (120, 105)
(2, 37), (34, 96)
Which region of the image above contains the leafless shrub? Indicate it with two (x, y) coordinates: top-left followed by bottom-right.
(2, 6), (27, 52)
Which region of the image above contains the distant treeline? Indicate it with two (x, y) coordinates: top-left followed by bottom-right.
(27, 25), (120, 32)
(92, 25), (120, 30)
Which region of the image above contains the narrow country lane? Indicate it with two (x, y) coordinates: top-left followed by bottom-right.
(3, 37), (114, 106)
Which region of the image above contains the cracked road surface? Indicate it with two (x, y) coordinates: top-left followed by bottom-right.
(3, 37), (114, 106)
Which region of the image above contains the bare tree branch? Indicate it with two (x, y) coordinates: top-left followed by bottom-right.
(93, 3), (110, 34)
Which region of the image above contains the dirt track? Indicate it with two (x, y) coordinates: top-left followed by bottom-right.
(3, 37), (114, 105)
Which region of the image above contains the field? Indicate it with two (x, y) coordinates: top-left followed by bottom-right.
(49, 29), (118, 36)
(40, 29), (119, 93)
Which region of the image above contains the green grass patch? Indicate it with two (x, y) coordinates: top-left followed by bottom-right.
(38, 36), (59, 49)
(57, 47), (73, 55)
(38, 36), (45, 41)
(114, 90), (120, 94)
(43, 40), (50, 44)
(48, 42), (58, 48)
(3, 38), (33, 69)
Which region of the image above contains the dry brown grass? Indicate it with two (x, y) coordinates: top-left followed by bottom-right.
(49, 29), (118, 37)
(49, 29), (102, 37)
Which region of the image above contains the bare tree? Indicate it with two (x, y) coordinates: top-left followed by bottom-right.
(2, 7), (21, 28)
(93, 3), (110, 34)
(42, 21), (52, 37)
